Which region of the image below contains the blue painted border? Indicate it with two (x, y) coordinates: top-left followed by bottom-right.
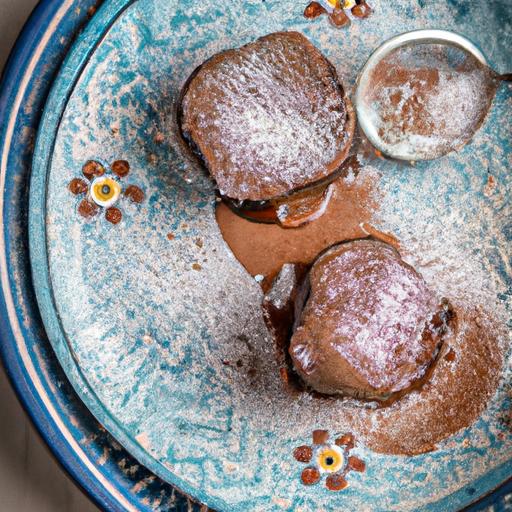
(0, 0), (510, 510)
(0, 3), (132, 510)
(0, 1), (197, 511)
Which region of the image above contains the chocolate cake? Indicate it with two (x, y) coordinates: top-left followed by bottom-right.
(288, 239), (455, 400)
(178, 31), (355, 205)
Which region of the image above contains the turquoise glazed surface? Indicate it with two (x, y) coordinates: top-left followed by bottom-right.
(28, 0), (511, 511)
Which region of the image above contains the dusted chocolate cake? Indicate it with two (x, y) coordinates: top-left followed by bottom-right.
(289, 239), (455, 400)
(179, 31), (354, 207)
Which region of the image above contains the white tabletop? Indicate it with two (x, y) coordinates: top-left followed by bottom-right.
(0, 1), (98, 510)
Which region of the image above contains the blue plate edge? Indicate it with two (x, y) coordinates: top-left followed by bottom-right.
(0, 0), (508, 510)
(0, 2), (138, 511)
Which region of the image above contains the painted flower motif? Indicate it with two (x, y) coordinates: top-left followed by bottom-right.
(304, 0), (372, 26)
(293, 430), (365, 491)
(68, 159), (144, 225)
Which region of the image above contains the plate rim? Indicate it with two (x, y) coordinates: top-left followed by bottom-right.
(0, 1), (140, 511)
(12, 0), (512, 510)
(0, 1), (198, 511)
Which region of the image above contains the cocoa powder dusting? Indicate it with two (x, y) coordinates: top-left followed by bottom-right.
(343, 312), (503, 455)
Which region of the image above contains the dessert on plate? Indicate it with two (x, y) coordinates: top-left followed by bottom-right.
(179, 31), (355, 226)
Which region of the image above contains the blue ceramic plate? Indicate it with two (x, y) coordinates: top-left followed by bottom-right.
(24, 0), (512, 511)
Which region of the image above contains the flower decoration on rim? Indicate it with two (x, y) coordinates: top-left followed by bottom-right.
(68, 159), (145, 225)
(304, 0), (373, 28)
(293, 430), (365, 491)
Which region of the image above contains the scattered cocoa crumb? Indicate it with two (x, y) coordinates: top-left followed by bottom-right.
(484, 174), (497, 196)
(192, 263), (202, 271)
(154, 132), (165, 144)
(279, 367), (290, 384)
(167, 233), (175, 241)
(444, 348), (456, 362)
(195, 238), (204, 248)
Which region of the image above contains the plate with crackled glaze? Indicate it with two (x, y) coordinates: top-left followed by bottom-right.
(28, 0), (511, 511)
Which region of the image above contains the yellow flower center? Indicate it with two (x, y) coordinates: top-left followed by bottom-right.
(90, 176), (121, 207)
(327, 0), (356, 8)
(317, 445), (345, 473)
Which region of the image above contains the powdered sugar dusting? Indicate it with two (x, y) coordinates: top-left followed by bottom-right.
(360, 44), (497, 159)
(181, 32), (350, 200)
(291, 240), (440, 393)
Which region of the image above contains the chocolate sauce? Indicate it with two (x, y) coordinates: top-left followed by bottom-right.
(216, 160), (376, 290)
